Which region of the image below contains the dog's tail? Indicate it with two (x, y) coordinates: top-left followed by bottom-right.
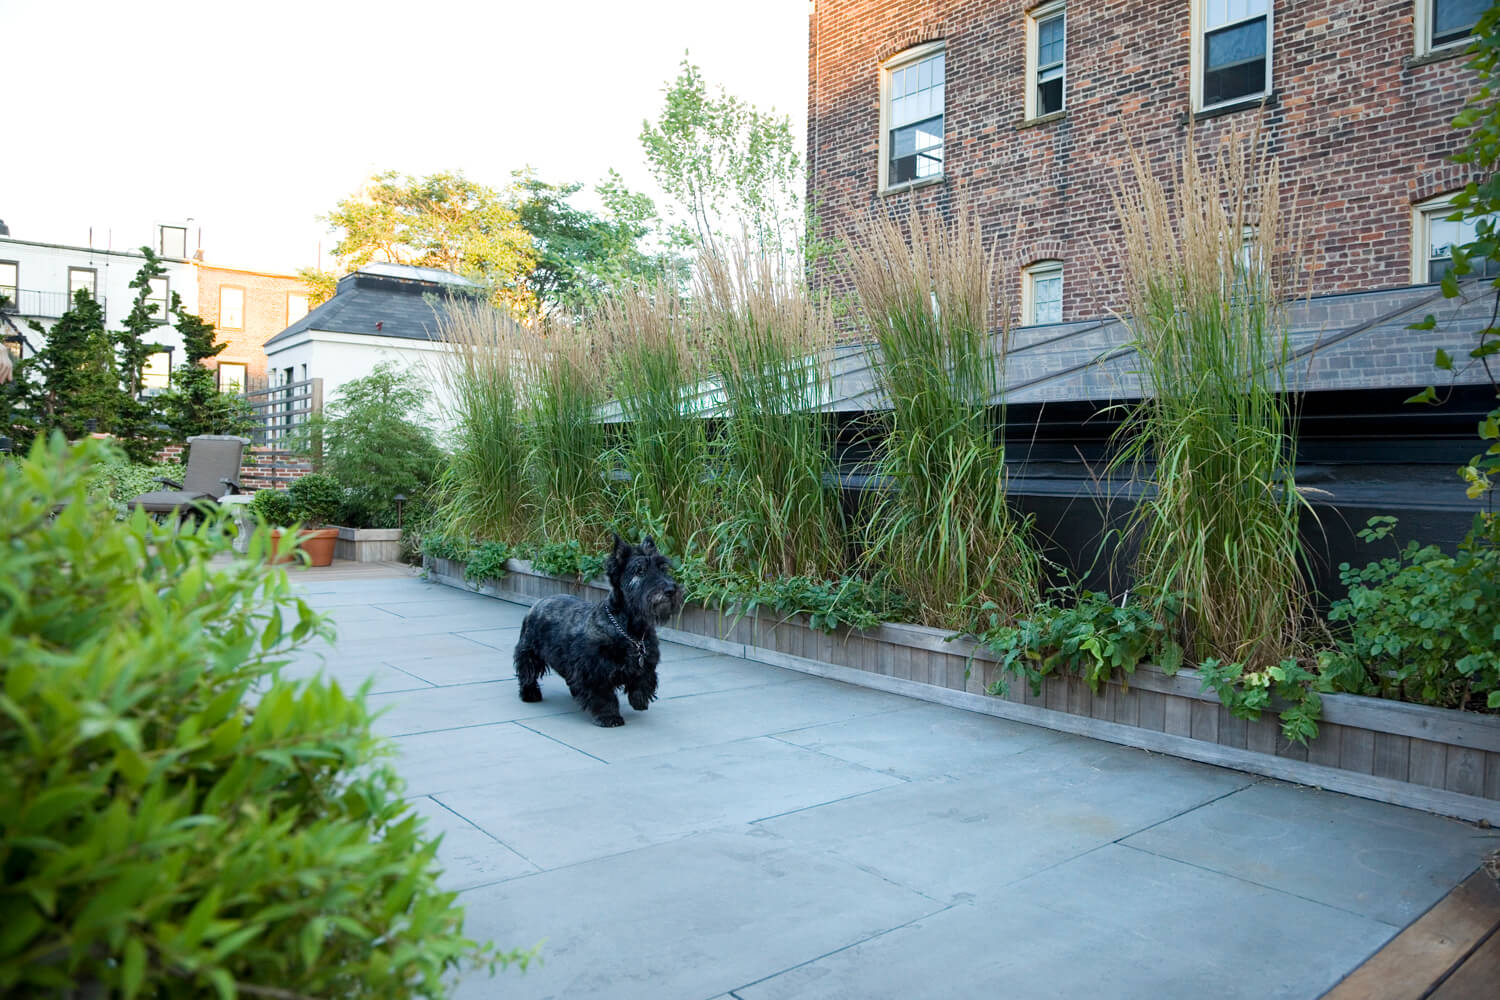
(514, 631), (547, 702)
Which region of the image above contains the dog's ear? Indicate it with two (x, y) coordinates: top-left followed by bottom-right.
(606, 533), (630, 579)
(640, 536), (657, 555)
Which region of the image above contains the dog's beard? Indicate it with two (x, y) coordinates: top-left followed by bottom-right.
(648, 589), (683, 623)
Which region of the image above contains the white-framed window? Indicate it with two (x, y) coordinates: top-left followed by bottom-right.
(881, 41), (946, 192)
(217, 361), (247, 394)
(219, 286), (245, 330)
(1413, 195), (1500, 284)
(286, 291), (310, 326)
(1193, 0), (1272, 112)
(68, 267), (97, 302)
(158, 225), (188, 259)
(1023, 261), (1064, 325)
(1026, 2), (1067, 120)
(146, 277), (169, 325)
(142, 350), (173, 391)
(1416, 0), (1487, 56)
(0, 261), (16, 305)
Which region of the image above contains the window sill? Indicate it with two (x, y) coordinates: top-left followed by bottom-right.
(880, 175), (946, 198)
(1018, 110), (1067, 130)
(1404, 45), (1474, 71)
(1180, 92), (1278, 124)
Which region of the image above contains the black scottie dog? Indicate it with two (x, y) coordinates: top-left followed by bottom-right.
(513, 535), (684, 726)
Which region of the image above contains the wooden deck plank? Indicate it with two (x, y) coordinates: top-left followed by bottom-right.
(1321, 870), (1500, 1000)
(1429, 927), (1500, 1000)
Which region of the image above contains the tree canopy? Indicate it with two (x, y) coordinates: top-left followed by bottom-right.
(639, 55), (806, 263)
(309, 170), (536, 316)
(304, 169), (678, 319)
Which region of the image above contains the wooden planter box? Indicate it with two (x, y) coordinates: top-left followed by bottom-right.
(426, 556), (1500, 824)
(336, 527), (403, 563)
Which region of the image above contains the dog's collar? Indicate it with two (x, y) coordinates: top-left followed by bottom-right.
(604, 606), (648, 661)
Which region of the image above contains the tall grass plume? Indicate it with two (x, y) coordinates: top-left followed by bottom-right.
(698, 245), (846, 580)
(849, 205), (1042, 628)
(522, 322), (611, 548)
(432, 297), (533, 543)
(1110, 132), (1312, 666)
(592, 281), (714, 554)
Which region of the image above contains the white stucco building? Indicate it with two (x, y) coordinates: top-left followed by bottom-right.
(262, 263), (474, 432)
(0, 221), (200, 389)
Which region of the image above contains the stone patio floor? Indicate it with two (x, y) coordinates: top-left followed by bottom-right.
(282, 568), (1500, 1000)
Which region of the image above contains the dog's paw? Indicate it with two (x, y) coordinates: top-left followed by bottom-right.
(595, 714), (625, 728)
(519, 685), (543, 703)
(628, 691), (650, 711)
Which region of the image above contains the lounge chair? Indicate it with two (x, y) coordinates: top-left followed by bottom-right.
(131, 434), (249, 517)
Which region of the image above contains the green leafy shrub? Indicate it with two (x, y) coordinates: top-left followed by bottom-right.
(677, 552), (912, 634)
(464, 540), (513, 584)
(420, 532), (472, 564)
(1198, 658), (1323, 746)
(302, 362), (445, 530)
(0, 435), (523, 997)
(743, 573), (913, 633)
(1321, 517), (1500, 711)
(249, 487), (293, 527)
(84, 450), (185, 513)
(531, 539), (608, 582)
(973, 591), (1184, 698)
(288, 473), (343, 528)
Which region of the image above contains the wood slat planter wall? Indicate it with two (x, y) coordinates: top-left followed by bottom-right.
(334, 527), (402, 563)
(426, 556), (1500, 824)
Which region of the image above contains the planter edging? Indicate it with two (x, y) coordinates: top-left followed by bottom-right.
(423, 556), (1500, 823)
(335, 526), (403, 563)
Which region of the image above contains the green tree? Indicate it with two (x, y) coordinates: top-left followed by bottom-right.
(639, 55), (805, 262)
(22, 290), (120, 439)
(108, 250), (171, 461)
(511, 169), (674, 315)
(294, 267), (339, 308)
(117, 247), (168, 396)
(314, 170), (537, 316)
(304, 362), (445, 528)
(156, 294), (254, 441)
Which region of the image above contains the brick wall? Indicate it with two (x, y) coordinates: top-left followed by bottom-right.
(195, 264), (311, 388)
(808, 0), (1485, 321)
(150, 443), (311, 492)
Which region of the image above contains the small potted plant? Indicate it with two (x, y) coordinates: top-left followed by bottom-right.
(249, 474), (344, 567)
(248, 488), (295, 563)
(287, 474), (343, 566)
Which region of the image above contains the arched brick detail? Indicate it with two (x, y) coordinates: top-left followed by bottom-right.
(1410, 163), (1484, 204)
(1017, 241), (1068, 270)
(881, 24), (946, 64)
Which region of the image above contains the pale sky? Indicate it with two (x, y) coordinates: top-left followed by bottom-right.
(2, 0), (809, 275)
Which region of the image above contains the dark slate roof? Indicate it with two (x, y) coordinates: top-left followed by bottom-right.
(597, 282), (1495, 423)
(821, 282), (1496, 411)
(263, 266), (481, 348)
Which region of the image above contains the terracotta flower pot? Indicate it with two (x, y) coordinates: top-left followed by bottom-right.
(298, 527), (340, 567)
(268, 527), (341, 567)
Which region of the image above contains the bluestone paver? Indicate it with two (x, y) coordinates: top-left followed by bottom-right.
(1122, 779), (1493, 926)
(734, 846), (1397, 1000)
(288, 574), (1498, 1000)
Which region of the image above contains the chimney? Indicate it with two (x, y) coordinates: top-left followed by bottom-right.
(0, 219), (9, 237)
